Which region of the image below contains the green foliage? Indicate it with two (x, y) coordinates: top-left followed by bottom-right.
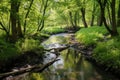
(0, 39), (19, 61)
(42, 26), (66, 34)
(75, 26), (108, 45)
(92, 27), (120, 70)
(29, 73), (45, 80)
(0, 37), (45, 63)
(93, 38), (120, 69)
(16, 38), (42, 52)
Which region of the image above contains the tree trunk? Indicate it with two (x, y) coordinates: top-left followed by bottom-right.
(69, 11), (74, 27)
(37, 0), (48, 31)
(117, 0), (120, 27)
(107, 5), (112, 26)
(90, 1), (96, 26)
(0, 59), (59, 79)
(99, 3), (104, 26)
(81, 8), (88, 28)
(16, 2), (23, 38)
(39, 20), (44, 31)
(74, 11), (77, 27)
(24, 0), (34, 34)
(111, 0), (119, 36)
(10, 0), (18, 42)
(17, 17), (23, 38)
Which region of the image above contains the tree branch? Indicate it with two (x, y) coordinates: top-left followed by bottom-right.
(0, 22), (8, 33)
(0, 59), (59, 79)
(24, 0), (34, 34)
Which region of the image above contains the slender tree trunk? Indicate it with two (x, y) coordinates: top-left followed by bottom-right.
(99, 4), (104, 26)
(97, 0), (119, 36)
(24, 0), (34, 34)
(117, 0), (120, 27)
(81, 8), (88, 28)
(16, 2), (23, 38)
(97, 0), (107, 26)
(69, 11), (74, 27)
(37, 0), (48, 31)
(10, 0), (18, 42)
(17, 16), (23, 38)
(0, 22), (9, 40)
(90, 13), (95, 26)
(107, 5), (112, 26)
(39, 20), (44, 31)
(74, 11), (77, 27)
(97, 0), (113, 34)
(111, 0), (119, 36)
(97, 10), (101, 26)
(90, 1), (96, 26)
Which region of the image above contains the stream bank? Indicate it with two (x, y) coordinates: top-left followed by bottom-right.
(0, 33), (120, 80)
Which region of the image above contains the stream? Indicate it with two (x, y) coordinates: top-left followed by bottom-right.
(4, 33), (119, 80)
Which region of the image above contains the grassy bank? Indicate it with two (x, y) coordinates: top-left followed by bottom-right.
(75, 26), (108, 45)
(42, 26), (66, 34)
(0, 38), (44, 63)
(75, 26), (120, 73)
(0, 25), (66, 66)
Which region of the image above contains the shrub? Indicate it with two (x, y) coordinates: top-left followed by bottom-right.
(0, 39), (19, 61)
(93, 38), (120, 69)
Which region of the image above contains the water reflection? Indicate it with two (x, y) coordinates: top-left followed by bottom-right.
(39, 47), (118, 80)
(39, 33), (118, 80)
(4, 33), (119, 80)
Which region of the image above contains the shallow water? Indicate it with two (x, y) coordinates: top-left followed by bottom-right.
(29, 33), (119, 80)
(4, 33), (119, 80)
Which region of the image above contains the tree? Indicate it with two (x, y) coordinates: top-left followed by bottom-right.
(90, 1), (97, 26)
(10, 0), (21, 42)
(24, 0), (34, 34)
(96, 0), (119, 36)
(117, 0), (120, 27)
(0, 1), (10, 40)
(75, 0), (88, 28)
(110, 0), (118, 36)
(37, 0), (49, 31)
(52, 0), (80, 29)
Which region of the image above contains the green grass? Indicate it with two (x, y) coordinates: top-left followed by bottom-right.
(93, 37), (120, 69)
(75, 26), (108, 45)
(75, 26), (120, 71)
(0, 37), (44, 63)
(42, 26), (66, 34)
(92, 34), (120, 70)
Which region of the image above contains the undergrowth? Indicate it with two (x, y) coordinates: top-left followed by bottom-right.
(0, 38), (44, 63)
(93, 35), (120, 70)
(42, 26), (66, 34)
(0, 39), (19, 62)
(75, 26), (108, 45)
(75, 26), (120, 71)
